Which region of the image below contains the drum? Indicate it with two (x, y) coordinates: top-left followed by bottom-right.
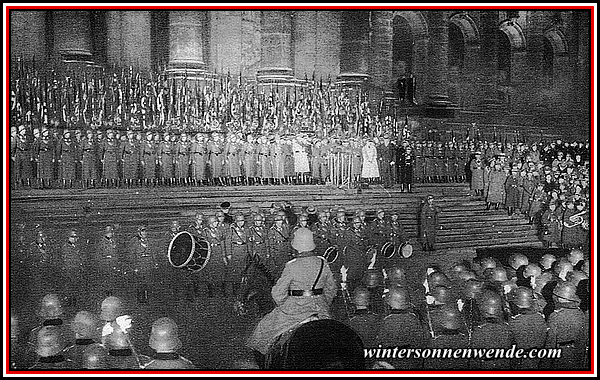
(265, 319), (365, 370)
(381, 242), (396, 259)
(399, 242), (413, 258)
(322, 246), (339, 264)
(167, 231), (211, 273)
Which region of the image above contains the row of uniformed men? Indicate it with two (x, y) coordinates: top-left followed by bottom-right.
(343, 248), (589, 370)
(16, 204), (412, 306)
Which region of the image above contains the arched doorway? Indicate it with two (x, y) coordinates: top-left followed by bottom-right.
(497, 29), (512, 85)
(391, 11), (428, 103)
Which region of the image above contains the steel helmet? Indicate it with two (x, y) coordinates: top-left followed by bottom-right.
(352, 287), (371, 308)
(149, 317), (183, 353)
(438, 305), (465, 330)
(552, 281), (580, 305)
(82, 344), (109, 369)
(363, 269), (384, 288)
(35, 326), (65, 357)
(509, 253), (529, 271)
(386, 267), (407, 285)
(384, 285), (410, 310)
(491, 266), (509, 282)
(430, 285), (453, 305)
(567, 249), (584, 265)
(523, 263), (542, 279)
(38, 294), (63, 319)
(461, 279), (484, 300)
(71, 311), (100, 339)
(539, 253), (557, 271)
(428, 271), (451, 288)
(509, 286), (536, 309)
(477, 290), (504, 319)
(100, 296), (123, 321)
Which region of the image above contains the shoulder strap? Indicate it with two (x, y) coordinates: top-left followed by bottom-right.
(312, 257), (325, 291)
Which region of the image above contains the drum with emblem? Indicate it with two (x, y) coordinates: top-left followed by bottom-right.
(381, 242), (396, 259)
(322, 246), (340, 264)
(399, 242), (413, 258)
(167, 231), (211, 273)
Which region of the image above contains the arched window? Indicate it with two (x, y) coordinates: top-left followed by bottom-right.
(542, 37), (554, 85)
(497, 29), (512, 85)
(448, 22), (465, 70)
(392, 15), (414, 77)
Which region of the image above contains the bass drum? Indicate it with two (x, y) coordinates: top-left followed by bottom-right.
(381, 242), (396, 259)
(265, 319), (365, 370)
(167, 231), (211, 273)
(322, 246), (339, 264)
(399, 242), (413, 258)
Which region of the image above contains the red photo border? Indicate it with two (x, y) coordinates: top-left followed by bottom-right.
(4, 3), (596, 376)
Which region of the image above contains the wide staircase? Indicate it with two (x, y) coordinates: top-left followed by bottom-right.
(10, 183), (543, 251)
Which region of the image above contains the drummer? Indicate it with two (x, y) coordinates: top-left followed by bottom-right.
(246, 228), (337, 368)
(385, 211), (410, 269)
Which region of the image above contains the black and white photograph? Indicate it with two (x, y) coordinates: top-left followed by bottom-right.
(4, 3), (595, 374)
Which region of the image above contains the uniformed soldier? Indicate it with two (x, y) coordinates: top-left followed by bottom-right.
(60, 229), (86, 307)
(191, 133), (207, 186)
(419, 195), (442, 252)
(79, 129), (98, 188)
(544, 281), (587, 370)
(188, 212), (205, 238)
(27, 230), (55, 297)
(158, 132), (174, 186)
(119, 130), (139, 187)
(140, 131), (158, 187)
(94, 225), (121, 297)
(399, 143), (415, 192)
(64, 311), (102, 368)
(347, 287), (380, 349)
(425, 305), (469, 370)
(200, 216), (227, 298)
(541, 201), (563, 248)
(246, 213), (276, 314)
(143, 318), (196, 369)
(207, 133), (224, 186)
(470, 290), (513, 369)
(100, 130), (120, 187)
(34, 128), (56, 189)
(507, 287), (548, 369)
(376, 285), (425, 370)
(224, 134), (243, 186)
(387, 211), (408, 269)
(57, 130), (78, 188)
(175, 132), (191, 186)
(469, 152), (485, 197)
(377, 134), (395, 188)
(129, 225), (158, 304)
(14, 125), (34, 188)
(103, 318), (148, 369)
(246, 228), (337, 363)
(29, 326), (77, 369)
(367, 209), (390, 269)
(267, 213), (292, 280)
(225, 214), (250, 298)
(330, 208), (351, 280)
(344, 218), (369, 292)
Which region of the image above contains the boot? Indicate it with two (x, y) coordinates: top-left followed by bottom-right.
(407, 184), (413, 193)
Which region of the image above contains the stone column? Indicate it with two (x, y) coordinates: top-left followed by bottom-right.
(338, 11), (370, 86)
(10, 11), (47, 63)
(257, 11), (294, 84)
(370, 11), (394, 91)
(53, 11), (93, 62)
(107, 11), (152, 70)
(480, 10), (502, 110)
(425, 11), (453, 114)
(168, 11), (208, 75)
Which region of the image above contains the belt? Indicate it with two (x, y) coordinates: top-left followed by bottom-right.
(289, 288), (324, 296)
(233, 241), (246, 245)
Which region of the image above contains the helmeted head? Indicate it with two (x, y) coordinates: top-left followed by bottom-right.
(539, 253), (557, 271)
(35, 326), (66, 357)
(553, 258), (573, 281)
(552, 281), (580, 306)
(384, 285), (410, 310)
(523, 263), (542, 279)
(428, 271), (451, 289)
(71, 311), (100, 339)
(491, 266), (509, 282)
(235, 214), (245, 226)
(352, 287), (371, 309)
(461, 279), (484, 300)
(386, 267), (407, 285)
(566, 270), (588, 288)
(567, 248), (585, 266)
(149, 317), (183, 353)
(477, 290), (504, 319)
(298, 214), (309, 227)
(39, 294), (63, 319)
(291, 228), (316, 253)
(104, 324), (130, 350)
(437, 305), (465, 331)
(430, 285), (453, 305)
(100, 296), (123, 322)
(509, 286), (536, 310)
(477, 256), (497, 276)
(82, 344), (109, 369)
(253, 213), (264, 225)
(363, 269), (384, 288)
(509, 253), (529, 271)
